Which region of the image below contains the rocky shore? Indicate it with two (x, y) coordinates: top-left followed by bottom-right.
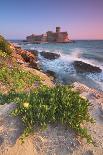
(0, 43), (103, 155)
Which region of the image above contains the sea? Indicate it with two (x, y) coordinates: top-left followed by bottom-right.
(12, 40), (103, 91)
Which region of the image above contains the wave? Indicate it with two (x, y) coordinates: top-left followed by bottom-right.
(22, 44), (103, 91)
(59, 49), (103, 70)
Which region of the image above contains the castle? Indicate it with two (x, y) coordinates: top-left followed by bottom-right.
(26, 27), (70, 43)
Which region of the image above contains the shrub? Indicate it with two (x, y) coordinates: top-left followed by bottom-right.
(0, 85), (93, 143)
(0, 35), (12, 55)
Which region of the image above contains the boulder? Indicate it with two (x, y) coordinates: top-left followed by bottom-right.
(46, 70), (56, 79)
(73, 61), (102, 73)
(40, 51), (60, 60)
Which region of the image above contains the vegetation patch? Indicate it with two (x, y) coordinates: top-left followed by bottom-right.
(0, 85), (93, 143)
(0, 35), (12, 55)
(0, 65), (41, 92)
(0, 50), (8, 57)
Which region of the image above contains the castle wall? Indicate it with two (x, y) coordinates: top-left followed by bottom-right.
(26, 27), (70, 43)
(47, 32), (57, 42)
(56, 33), (69, 43)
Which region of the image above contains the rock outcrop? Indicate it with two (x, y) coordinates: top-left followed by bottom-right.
(28, 50), (38, 57)
(46, 70), (56, 78)
(73, 61), (102, 73)
(10, 44), (39, 69)
(40, 51), (60, 60)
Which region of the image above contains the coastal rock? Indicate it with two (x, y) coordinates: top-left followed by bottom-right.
(12, 44), (39, 69)
(29, 61), (39, 70)
(20, 51), (39, 69)
(73, 61), (102, 73)
(21, 51), (37, 62)
(28, 50), (38, 57)
(46, 70), (56, 79)
(40, 51), (60, 60)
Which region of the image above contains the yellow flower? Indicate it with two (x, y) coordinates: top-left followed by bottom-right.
(80, 95), (87, 100)
(23, 102), (29, 108)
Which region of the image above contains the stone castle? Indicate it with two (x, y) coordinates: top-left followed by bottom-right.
(26, 27), (70, 43)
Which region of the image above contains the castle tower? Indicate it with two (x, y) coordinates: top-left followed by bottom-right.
(56, 27), (61, 33)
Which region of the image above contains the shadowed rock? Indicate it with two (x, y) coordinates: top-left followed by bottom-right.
(28, 50), (38, 57)
(73, 61), (102, 73)
(40, 51), (60, 60)
(46, 70), (56, 78)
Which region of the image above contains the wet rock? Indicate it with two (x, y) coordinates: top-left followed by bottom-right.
(46, 70), (56, 79)
(28, 50), (38, 57)
(73, 61), (102, 73)
(40, 51), (60, 60)
(29, 61), (39, 70)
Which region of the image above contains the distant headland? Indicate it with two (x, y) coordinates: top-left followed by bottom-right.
(26, 27), (71, 43)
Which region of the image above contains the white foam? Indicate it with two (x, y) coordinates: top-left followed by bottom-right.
(23, 45), (103, 91)
(86, 71), (103, 91)
(58, 48), (103, 70)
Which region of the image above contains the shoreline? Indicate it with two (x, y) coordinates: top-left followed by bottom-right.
(14, 40), (103, 92)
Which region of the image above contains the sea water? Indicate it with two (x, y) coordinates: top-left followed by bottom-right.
(20, 40), (103, 91)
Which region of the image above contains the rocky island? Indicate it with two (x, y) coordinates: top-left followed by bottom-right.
(26, 27), (71, 43)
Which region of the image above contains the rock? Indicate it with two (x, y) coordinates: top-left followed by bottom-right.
(0, 103), (36, 155)
(46, 70), (56, 79)
(40, 51), (60, 60)
(28, 50), (38, 57)
(73, 61), (102, 73)
(15, 46), (21, 50)
(0, 104), (24, 148)
(29, 61), (39, 70)
(21, 52), (37, 63)
(21, 53), (30, 62)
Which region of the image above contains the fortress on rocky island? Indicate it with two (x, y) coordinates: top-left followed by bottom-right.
(26, 27), (70, 43)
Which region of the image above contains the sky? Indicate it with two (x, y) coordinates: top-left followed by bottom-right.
(0, 0), (103, 40)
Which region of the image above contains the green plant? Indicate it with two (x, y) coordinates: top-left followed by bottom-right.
(0, 85), (94, 143)
(0, 65), (41, 92)
(0, 50), (8, 57)
(0, 35), (12, 55)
